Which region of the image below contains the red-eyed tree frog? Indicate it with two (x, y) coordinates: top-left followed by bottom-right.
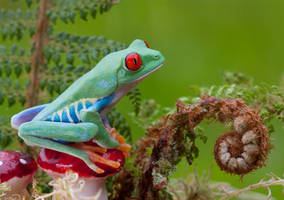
(11, 39), (165, 173)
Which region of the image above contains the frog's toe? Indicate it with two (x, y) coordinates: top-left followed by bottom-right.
(87, 161), (105, 174)
(70, 142), (120, 171)
(86, 150), (120, 169)
(119, 143), (132, 157)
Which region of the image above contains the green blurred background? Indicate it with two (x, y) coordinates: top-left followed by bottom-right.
(1, 0), (284, 199)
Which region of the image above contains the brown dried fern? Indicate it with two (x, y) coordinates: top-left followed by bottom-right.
(130, 95), (271, 199)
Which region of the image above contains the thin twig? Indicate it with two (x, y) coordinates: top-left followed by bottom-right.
(220, 175), (284, 200)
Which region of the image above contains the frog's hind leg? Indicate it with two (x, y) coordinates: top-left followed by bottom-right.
(18, 121), (120, 172)
(19, 121), (99, 143)
(22, 135), (104, 173)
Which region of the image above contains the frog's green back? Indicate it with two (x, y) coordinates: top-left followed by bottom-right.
(32, 57), (119, 121)
(33, 39), (165, 121)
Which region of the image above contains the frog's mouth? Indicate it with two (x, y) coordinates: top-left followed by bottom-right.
(135, 62), (164, 83)
(99, 62), (164, 116)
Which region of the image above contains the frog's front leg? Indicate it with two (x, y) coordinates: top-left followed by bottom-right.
(81, 110), (131, 156)
(80, 110), (119, 148)
(18, 121), (118, 173)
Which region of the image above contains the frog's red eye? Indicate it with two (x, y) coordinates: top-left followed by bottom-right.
(144, 41), (150, 48)
(125, 53), (142, 71)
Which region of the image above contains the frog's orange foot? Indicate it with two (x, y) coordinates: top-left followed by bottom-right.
(109, 128), (125, 143)
(69, 143), (120, 174)
(108, 128), (131, 157)
(119, 143), (131, 157)
(85, 150), (120, 169)
(70, 143), (107, 154)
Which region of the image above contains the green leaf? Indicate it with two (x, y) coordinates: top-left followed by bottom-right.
(26, 0), (33, 7)
(11, 44), (18, 54)
(58, 63), (64, 71)
(54, 80), (61, 94)
(8, 94), (16, 107)
(59, 80), (69, 93)
(46, 80), (54, 96)
(97, 36), (105, 44)
(25, 80), (31, 88)
(79, 7), (88, 21)
(90, 48), (98, 62)
(9, 23), (17, 39)
(59, 10), (68, 24)
(1, 24), (8, 40)
(14, 81), (21, 90)
(79, 52), (90, 64)
(43, 46), (53, 63)
(0, 46), (6, 54)
(99, 4), (104, 14)
(4, 61), (12, 77)
(25, 10), (32, 19)
(53, 51), (61, 65)
(64, 65), (75, 73)
(29, 24), (36, 37)
(74, 65), (86, 74)
(19, 94), (26, 106)
(66, 52), (74, 64)
(90, 5), (97, 18)
(0, 8), (5, 19)
(101, 46), (109, 56)
(69, 9), (75, 23)
(16, 26), (24, 40)
(25, 62), (31, 73)
(198, 134), (207, 144)
(79, 36), (89, 44)
(0, 91), (5, 105)
(0, 131), (11, 149)
(127, 87), (141, 116)
(19, 48), (25, 56)
(49, 10), (57, 24)
(14, 63), (23, 77)
(16, 9), (22, 18)
(88, 36), (97, 45)
(40, 79), (46, 90)
(70, 35), (80, 43)
(185, 153), (193, 166)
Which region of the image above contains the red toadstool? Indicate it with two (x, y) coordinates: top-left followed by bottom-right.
(37, 139), (125, 200)
(0, 151), (37, 199)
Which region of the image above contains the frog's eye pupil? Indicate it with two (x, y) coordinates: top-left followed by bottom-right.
(144, 41), (150, 48)
(125, 53), (142, 71)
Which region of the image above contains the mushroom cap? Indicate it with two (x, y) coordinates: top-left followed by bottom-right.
(37, 140), (125, 178)
(0, 151), (37, 191)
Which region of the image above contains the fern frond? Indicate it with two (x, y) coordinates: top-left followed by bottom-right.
(127, 87), (141, 116)
(47, 0), (119, 24)
(185, 71), (284, 134)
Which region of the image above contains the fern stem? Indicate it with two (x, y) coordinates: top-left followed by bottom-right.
(26, 0), (50, 107)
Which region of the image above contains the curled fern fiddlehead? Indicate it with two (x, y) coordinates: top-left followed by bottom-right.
(177, 95), (270, 175)
(213, 103), (269, 175)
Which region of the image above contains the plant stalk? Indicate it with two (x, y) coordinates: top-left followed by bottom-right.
(26, 0), (50, 107)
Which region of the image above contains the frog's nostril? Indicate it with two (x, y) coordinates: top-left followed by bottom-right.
(154, 55), (159, 59)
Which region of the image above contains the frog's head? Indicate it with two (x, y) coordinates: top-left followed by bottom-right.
(116, 39), (165, 85)
(96, 39), (165, 115)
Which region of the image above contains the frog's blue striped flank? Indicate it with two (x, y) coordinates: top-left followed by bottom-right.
(43, 94), (114, 144)
(45, 94), (115, 124)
